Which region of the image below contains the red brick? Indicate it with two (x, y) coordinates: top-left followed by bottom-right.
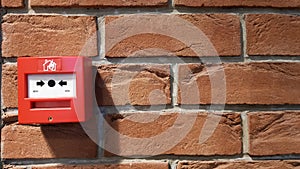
(175, 0), (300, 8)
(248, 111), (300, 156)
(177, 161), (300, 169)
(30, 0), (168, 7)
(1, 122), (98, 159)
(1, 0), (24, 8)
(2, 64), (18, 108)
(178, 62), (300, 105)
(96, 64), (171, 106)
(2, 15), (97, 57)
(104, 112), (241, 156)
(246, 14), (300, 56)
(105, 14), (241, 57)
(29, 162), (169, 169)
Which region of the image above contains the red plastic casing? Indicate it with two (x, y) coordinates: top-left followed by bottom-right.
(18, 56), (92, 124)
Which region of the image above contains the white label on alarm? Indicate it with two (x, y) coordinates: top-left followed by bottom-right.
(28, 74), (76, 98)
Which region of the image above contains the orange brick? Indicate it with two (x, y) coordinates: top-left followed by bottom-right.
(249, 111), (300, 156)
(105, 14), (241, 57)
(178, 62), (300, 105)
(246, 14), (300, 56)
(175, 0), (300, 8)
(104, 112), (241, 156)
(1, 123), (98, 159)
(30, 162), (169, 169)
(2, 64), (18, 108)
(30, 0), (168, 7)
(1, 0), (24, 8)
(2, 15), (98, 57)
(96, 64), (171, 106)
(177, 161), (300, 169)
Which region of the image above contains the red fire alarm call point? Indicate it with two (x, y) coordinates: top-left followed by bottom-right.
(18, 56), (92, 124)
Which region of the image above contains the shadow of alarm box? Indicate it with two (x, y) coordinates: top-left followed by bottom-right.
(18, 56), (92, 124)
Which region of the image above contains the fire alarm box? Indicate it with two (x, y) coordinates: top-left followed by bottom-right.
(18, 56), (92, 124)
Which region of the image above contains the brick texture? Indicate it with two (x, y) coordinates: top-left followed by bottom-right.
(105, 14), (241, 57)
(175, 0), (300, 8)
(1, 0), (24, 8)
(104, 112), (241, 156)
(248, 111), (300, 156)
(246, 14), (300, 56)
(28, 162), (169, 169)
(30, 0), (168, 7)
(178, 62), (300, 105)
(2, 64), (18, 108)
(1, 0), (299, 166)
(2, 15), (98, 57)
(1, 122), (98, 159)
(96, 64), (171, 106)
(177, 161), (300, 169)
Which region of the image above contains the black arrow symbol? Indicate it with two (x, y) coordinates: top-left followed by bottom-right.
(36, 80), (45, 87)
(59, 80), (67, 87)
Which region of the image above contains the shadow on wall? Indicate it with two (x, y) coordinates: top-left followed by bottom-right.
(41, 122), (98, 158)
(95, 66), (115, 107)
(41, 66), (102, 159)
(94, 65), (122, 158)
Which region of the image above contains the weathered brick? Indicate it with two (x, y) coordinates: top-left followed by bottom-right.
(177, 161), (300, 169)
(2, 64), (18, 108)
(96, 64), (171, 106)
(1, 122), (98, 159)
(28, 162), (169, 169)
(2, 15), (97, 57)
(178, 62), (300, 105)
(30, 0), (168, 7)
(104, 112), (241, 156)
(249, 111), (300, 156)
(1, 0), (24, 8)
(175, 0), (300, 8)
(105, 14), (241, 57)
(246, 14), (300, 56)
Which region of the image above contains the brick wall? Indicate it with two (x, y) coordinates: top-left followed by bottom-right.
(1, 0), (300, 169)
